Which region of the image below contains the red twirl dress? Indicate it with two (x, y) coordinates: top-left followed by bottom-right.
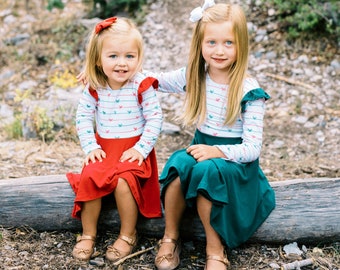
(66, 135), (161, 219)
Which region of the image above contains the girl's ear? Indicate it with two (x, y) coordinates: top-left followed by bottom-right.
(96, 57), (101, 67)
(95, 63), (103, 74)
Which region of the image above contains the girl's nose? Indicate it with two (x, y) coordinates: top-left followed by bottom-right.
(216, 46), (225, 56)
(117, 57), (126, 66)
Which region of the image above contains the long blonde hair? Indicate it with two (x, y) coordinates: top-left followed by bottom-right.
(183, 3), (249, 126)
(84, 17), (144, 90)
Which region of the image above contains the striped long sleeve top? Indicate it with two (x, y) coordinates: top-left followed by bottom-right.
(147, 67), (269, 163)
(76, 73), (163, 158)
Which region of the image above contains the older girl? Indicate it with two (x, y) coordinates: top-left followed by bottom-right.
(152, 1), (275, 270)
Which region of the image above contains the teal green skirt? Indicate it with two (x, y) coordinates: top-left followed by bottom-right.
(159, 130), (275, 248)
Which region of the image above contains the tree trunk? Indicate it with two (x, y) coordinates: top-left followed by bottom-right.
(0, 176), (339, 244)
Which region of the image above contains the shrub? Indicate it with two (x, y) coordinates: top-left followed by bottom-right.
(83, 0), (147, 20)
(4, 117), (23, 139)
(263, 0), (339, 39)
(47, 0), (64, 11)
(49, 68), (78, 89)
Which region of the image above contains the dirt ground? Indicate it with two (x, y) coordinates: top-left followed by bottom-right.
(0, 0), (339, 269)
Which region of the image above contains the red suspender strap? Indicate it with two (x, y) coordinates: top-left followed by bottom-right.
(89, 87), (99, 101)
(88, 77), (158, 104)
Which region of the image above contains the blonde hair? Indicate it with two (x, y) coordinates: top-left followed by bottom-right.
(183, 3), (249, 126)
(84, 17), (144, 89)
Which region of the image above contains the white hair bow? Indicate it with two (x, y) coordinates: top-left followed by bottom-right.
(189, 0), (216, 22)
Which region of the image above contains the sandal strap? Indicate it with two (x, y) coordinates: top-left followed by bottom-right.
(158, 238), (178, 245)
(118, 234), (137, 246)
(76, 234), (96, 243)
(206, 254), (230, 266)
(156, 238), (181, 255)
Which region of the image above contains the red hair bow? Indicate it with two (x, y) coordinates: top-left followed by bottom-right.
(95, 17), (117, 34)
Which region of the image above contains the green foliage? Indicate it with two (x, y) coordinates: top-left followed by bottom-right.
(4, 117), (23, 139)
(82, 0), (147, 20)
(3, 89), (30, 139)
(47, 0), (65, 11)
(5, 90), (55, 141)
(104, 0), (146, 17)
(45, 0), (148, 25)
(30, 106), (55, 142)
(264, 0), (339, 39)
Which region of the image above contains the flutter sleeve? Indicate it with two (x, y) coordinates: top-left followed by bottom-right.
(216, 88), (270, 163)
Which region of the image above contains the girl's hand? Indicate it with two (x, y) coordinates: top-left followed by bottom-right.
(77, 70), (87, 85)
(83, 148), (106, 166)
(120, 148), (144, 166)
(187, 144), (226, 162)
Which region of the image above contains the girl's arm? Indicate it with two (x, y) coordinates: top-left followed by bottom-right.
(76, 87), (101, 155)
(143, 67), (187, 94)
(216, 98), (266, 163)
(133, 85), (163, 158)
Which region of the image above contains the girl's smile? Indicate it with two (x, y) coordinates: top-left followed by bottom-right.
(211, 57), (227, 63)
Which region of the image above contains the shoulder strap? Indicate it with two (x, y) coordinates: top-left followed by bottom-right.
(89, 87), (98, 102)
(137, 77), (158, 104)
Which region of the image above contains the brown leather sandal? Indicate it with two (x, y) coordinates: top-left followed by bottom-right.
(72, 234), (96, 261)
(154, 238), (181, 270)
(105, 233), (138, 262)
(205, 253), (230, 270)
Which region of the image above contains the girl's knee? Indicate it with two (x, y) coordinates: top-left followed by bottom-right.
(168, 177), (181, 189)
(116, 178), (131, 193)
(192, 160), (218, 179)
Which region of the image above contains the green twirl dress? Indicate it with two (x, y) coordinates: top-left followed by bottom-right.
(159, 90), (276, 249)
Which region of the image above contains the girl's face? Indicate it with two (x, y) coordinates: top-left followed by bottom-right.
(99, 34), (139, 90)
(201, 21), (236, 80)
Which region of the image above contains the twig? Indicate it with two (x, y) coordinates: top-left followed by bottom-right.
(315, 256), (333, 270)
(182, 129), (194, 137)
(281, 258), (314, 270)
(265, 72), (316, 90)
(113, 246), (155, 266)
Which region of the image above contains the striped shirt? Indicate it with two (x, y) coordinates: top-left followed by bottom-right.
(148, 67), (267, 163)
(76, 73), (163, 158)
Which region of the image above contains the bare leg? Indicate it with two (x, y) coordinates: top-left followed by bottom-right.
(76, 198), (101, 250)
(157, 177), (186, 256)
(112, 178), (138, 253)
(197, 194), (227, 270)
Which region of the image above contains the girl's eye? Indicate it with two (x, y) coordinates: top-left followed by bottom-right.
(225, 41), (233, 46)
(208, 40), (215, 45)
(126, 54), (135, 59)
(109, 54), (117, 59)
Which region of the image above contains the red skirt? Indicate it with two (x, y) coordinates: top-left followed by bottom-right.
(66, 134), (162, 219)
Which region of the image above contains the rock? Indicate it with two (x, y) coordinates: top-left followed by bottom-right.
(283, 242), (303, 256)
(161, 121), (181, 135)
(330, 59), (340, 70)
(0, 103), (14, 127)
(4, 33), (30, 46)
(0, 69), (15, 86)
(291, 116), (308, 124)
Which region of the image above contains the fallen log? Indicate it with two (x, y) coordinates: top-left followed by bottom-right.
(0, 175), (339, 244)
